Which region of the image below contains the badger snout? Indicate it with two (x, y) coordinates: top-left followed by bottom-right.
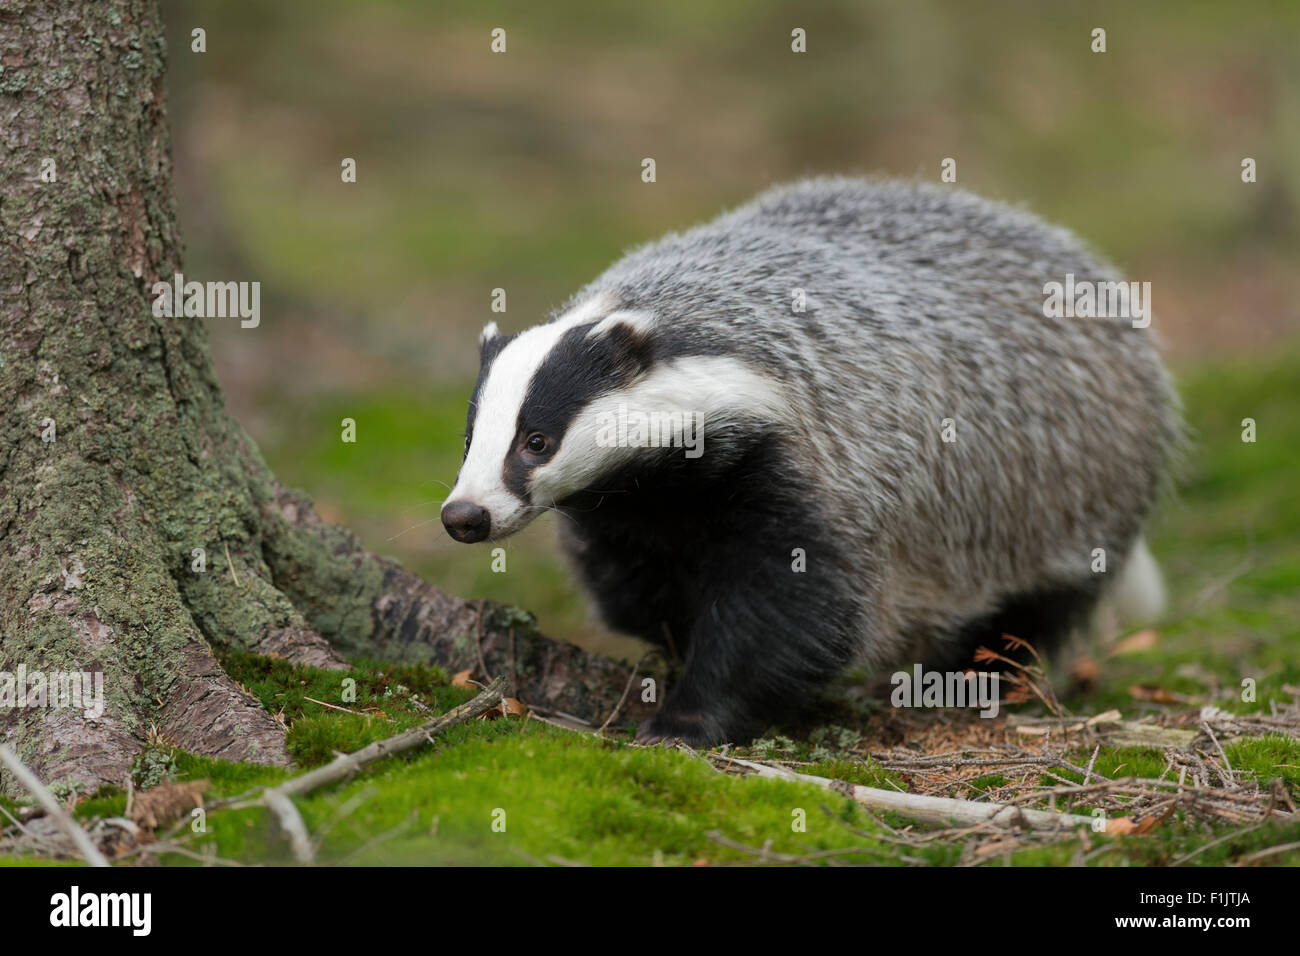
(441, 500), (491, 543)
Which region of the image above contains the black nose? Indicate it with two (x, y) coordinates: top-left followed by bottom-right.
(442, 500), (491, 543)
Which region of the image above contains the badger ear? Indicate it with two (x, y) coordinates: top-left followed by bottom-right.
(586, 310), (657, 371)
(479, 321), (501, 347)
(587, 309), (656, 341)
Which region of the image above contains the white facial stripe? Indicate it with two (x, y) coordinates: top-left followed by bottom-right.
(529, 355), (794, 504)
(446, 294), (616, 535)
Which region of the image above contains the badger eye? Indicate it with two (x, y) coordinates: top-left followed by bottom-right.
(463, 435), (471, 454)
(525, 433), (550, 455)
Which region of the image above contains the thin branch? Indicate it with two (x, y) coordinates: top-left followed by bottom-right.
(0, 744), (110, 867)
(720, 756), (1099, 833)
(269, 676), (506, 800)
(595, 650), (657, 737)
(263, 789), (314, 863)
(1237, 840), (1300, 865)
(245, 677), (505, 862)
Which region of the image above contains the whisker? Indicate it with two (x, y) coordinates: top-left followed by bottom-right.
(385, 514), (447, 542)
(395, 497), (448, 514)
(522, 502), (582, 527)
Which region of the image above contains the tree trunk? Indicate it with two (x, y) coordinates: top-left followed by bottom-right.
(0, 0), (653, 797)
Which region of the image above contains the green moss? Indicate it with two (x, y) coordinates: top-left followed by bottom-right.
(160, 723), (914, 866)
(965, 774), (1011, 794)
(1224, 735), (1300, 788)
(217, 651), (470, 766)
(801, 757), (902, 791)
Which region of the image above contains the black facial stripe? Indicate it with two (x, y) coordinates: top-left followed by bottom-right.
(501, 320), (655, 500)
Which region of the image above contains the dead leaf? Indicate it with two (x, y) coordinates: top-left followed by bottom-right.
(1002, 687), (1034, 705)
(1070, 656), (1101, 685)
(477, 697), (528, 720)
(973, 838), (1021, 858)
(1001, 633), (1031, 652)
(451, 670), (476, 689)
(1104, 805), (1171, 837)
(1110, 629), (1159, 657)
(130, 780), (208, 831)
(1129, 684), (1193, 705)
(1133, 815), (1162, 835)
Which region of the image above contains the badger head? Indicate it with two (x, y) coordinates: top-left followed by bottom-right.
(441, 295), (790, 543)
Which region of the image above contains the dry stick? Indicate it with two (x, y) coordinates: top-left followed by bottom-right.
(473, 601), (491, 682)
(724, 756), (1100, 833)
(0, 801), (29, 835)
(0, 743), (110, 867)
(303, 696), (389, 720)
(262, 789), (314, 864)
(252, 677), (506, 860)
(1083, 745), (1101, 786)
(269, 676), (506, 800)
(1170, 821), (1265, 867)
(508, 627), (518, 696)
(1237, 840), (1300, 865)
(706, 830), (887, 865)
(223, 539), (240, 587)
(595, 650), (657, 737)
(1201, 722), (1234, 776)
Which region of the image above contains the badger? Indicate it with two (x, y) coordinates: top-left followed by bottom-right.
(442, 177), (1179, 746)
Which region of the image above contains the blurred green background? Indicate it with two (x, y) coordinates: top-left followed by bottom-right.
(161, 0), (1300, 658)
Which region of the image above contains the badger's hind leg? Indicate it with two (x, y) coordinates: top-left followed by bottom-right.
(928, 536), (1168, 673)
(926, 578), (1106, 673)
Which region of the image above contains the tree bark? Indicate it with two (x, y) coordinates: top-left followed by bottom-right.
(0, 0), (654, 798)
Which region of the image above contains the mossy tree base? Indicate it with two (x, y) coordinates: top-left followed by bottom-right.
(0, 0), (647, 797)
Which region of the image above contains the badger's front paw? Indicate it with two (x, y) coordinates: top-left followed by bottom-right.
(635, 710), (725, 748)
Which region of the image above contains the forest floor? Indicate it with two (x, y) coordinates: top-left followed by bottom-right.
(2, 347), (1298, 866)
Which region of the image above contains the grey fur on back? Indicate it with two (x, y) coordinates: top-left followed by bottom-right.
(563, 176), (1179, 667)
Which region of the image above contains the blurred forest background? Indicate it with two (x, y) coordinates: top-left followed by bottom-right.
(162, 0), (1300, 658)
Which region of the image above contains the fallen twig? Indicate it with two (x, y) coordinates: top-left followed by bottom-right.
(1236, 840), (1300, 865)
(248, 677), (505, 861)
(263, 789), (314, 863)
(706, 829), (888, 865)
(272, 675), (506, 800)
(0, 743), (110, 867)
(595, 650), (657, 737)
(720, 755), (1101, 832)
(302, 696), (392, 721)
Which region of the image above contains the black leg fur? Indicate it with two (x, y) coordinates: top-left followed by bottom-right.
(559, 435), (867, 746)
(925, 579), (1106, 673)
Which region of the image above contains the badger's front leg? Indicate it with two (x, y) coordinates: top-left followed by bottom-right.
(634, 546), (863, 747)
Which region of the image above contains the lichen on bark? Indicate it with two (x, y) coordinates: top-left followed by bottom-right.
(0, 0), (657, 798)
(0, 0), (298, 792)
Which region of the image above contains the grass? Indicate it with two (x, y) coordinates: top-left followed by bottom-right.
(5, 0), (1298, 865)
(4, 349), (1296, 868)
(22, 345), (1295, 867)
